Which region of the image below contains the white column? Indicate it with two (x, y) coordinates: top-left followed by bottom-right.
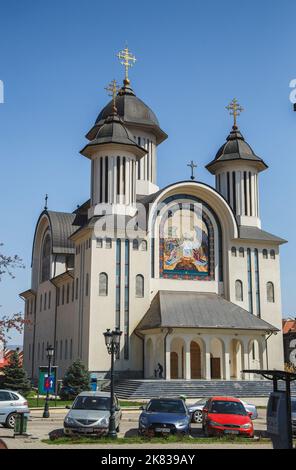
(204, 337), (212, 380)
(243, 339), (250, 380)
(185, 339), (191, 380)
(165, 338), (171, 380)
(224, 338), (231, 380)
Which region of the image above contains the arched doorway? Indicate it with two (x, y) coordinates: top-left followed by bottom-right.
(170, 352), (178, 379)
(190, 341), (201, 379)
(210, 338), (224, 379)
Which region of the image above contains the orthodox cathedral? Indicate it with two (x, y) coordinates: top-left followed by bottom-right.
(21, 47), (286, 382)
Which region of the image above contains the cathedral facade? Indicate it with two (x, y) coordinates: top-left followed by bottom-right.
(21, 50), (286, 382)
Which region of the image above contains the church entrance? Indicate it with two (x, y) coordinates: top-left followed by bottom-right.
(190, 341), (201, 379)
(211, 357), (221, 379)
(170, 352), (178, 379)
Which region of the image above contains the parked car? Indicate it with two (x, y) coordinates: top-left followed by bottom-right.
(188, 397), (258, 423)
(63, 391), (121, 436)
(0, 390), (30, 429)
(202, 396), (254, 437)
(138, 397), (191, 436)
(292, 396), (296, 435)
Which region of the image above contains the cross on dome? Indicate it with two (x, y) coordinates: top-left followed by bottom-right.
(117, 45), (136, 85)
(226, 98), (244, 128)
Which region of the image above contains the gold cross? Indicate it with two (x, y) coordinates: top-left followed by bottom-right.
(117, 46), (136, 83)
(105, 79), (120, 112)
(226, 98), (244, 127)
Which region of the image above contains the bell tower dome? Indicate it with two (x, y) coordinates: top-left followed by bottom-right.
(206, 99), (268, 228)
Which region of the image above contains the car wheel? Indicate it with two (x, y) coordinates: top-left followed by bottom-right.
(192, 410), (203, 424)
(6, 413), (17, 429)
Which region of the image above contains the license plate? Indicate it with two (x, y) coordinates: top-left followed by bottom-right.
(78, 427), (94, 433)
(155, 427), (171, 433)
(224, 430), (239, 435)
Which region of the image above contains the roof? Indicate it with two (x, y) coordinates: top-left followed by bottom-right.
(77, 391), (111, 397)
(136, 291), (278, 332)
(46, 211), (78, 254)
(239, 226), (287, 245)
(206, 126), (268, 174)
(85, 82), (167, 145)
(80, 113), (147, 159)
(283, 319), (296, 334)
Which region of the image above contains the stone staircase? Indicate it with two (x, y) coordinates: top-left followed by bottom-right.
(103, 379), (296, 399)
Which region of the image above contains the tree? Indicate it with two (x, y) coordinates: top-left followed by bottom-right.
(60, 359), (91, 399)
(0, 243), (26, 345)
(2, 350), (31, 396)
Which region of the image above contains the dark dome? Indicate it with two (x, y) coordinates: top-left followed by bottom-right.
(80, 112), (147, 159)
(206, 126), (268, 174)
(86, 82), (167, 145)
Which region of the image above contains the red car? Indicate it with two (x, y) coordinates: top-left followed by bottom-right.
(202, 396), (254, 438)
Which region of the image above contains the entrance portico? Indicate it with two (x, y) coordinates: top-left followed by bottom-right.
(137, 291), (278, 380)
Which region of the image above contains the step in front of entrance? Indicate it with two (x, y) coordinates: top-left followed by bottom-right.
(103, 379), (296, 399)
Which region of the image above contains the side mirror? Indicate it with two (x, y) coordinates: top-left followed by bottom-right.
(140, 406), (145, 410)
(65, 405), (71, 409)
(203, 408), (208, 413)
(248, 411), (253, 417)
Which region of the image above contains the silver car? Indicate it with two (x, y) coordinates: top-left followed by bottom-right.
(188, 398), (258, 423)
(64, 391), (122, 436)
(0, 390), (30, 429)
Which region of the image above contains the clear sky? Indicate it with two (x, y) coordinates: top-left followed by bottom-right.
(1, 0), (296, 344)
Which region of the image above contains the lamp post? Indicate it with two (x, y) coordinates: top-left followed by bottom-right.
(43, 344), (54, 418)
(103, 327), (122, 438)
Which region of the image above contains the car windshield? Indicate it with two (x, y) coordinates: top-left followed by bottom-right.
(72, 396), (111, 411)
(146, 399), (186, 414)
(194, 399), (206, 406)
(210, 400), (247, 415)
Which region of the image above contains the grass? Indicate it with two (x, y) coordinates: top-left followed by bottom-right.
(27, 397), (145, 408)
(42, 435), (271, 445)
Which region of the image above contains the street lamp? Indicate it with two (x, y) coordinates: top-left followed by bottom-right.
(103, 327), (122, 438)
(43, 344), (54, 418)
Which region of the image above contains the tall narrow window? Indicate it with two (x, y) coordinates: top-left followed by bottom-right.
(133, 239), (139, 250)
(116, 239), (121, 328)
(85, 273), (89, 296)
(48, 291), (51, 309)
(60, 340), (63, 360)
(57, 287), (60, 306)
(70, 339), (73, 360)
(232, 172), (236, 213)
(71, 280), (74, 302)
(235, 280), (243, 302)
(267, 282), (275, 303)
(254, 249), (261, 317)
(62, 285), (65, 305)
(123, 157), (126, 197)
(75, 278), (79, 300)
(244, 171), (248, 215)
(231, 247), (237, 257)
(99, 157), (103, 203)
(41, 233), (51, 282)
(124, 240), (130, 360)
(117, 156), (121, 196)
(65, 339), (68, 360)
(151, 238), (155, 278)
(263, 249), (268, 259)
(270, 249), (276, 260)
(227, 172), (230, 202)
(66, 283), (70, 303)
(105, 156), (108, 202)
(44, 293), (47, 310)
(136, 274), (144, 298)
(239, 247), (244, 257)
(106, 238), (112, 249)
(249, 171), (253, 216)
(99, 272), (108, 296)
(247, 248), (253, 314)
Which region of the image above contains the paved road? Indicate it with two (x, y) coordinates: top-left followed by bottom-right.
(0, 407), (270, 449)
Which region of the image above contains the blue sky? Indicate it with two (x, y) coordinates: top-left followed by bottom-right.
(1, 0), (295, 344)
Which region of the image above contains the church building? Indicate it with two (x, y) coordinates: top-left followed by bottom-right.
(20, 47), (286, 382)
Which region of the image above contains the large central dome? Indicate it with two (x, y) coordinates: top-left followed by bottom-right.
(86, 82), (167, 145)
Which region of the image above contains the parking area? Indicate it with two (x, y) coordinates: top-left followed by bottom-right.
(0, 406), (270, 449)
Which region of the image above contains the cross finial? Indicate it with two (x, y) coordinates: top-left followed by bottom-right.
(187, 161), (197, 180)
(105, 79), (120, 113)
(226, 98), (244, 128)
(44, 194), (48, 210)
(117, 45), (136, 85)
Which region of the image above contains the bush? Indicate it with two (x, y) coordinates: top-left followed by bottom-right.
(60, 359), (90, 400)
(2, 350), (31, 396)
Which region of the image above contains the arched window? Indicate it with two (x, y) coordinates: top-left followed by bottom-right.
(231, 247), (237, 257)
(235, 280), (243, 301)
(270, 249), (276, 260)
(105, 238), (112, 249)
(140, 240), (148, 251)
(263, 249), (268, 259)
(266, 282), (275, 303)
(133, 239), (139, 250)
(239, 247), (244, 258)
(136, 274), (144, 298)
(99, 272), (108, 296)
(41, 233), (51, 282)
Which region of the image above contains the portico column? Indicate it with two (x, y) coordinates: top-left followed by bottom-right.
(165, 337), (171, 380)
(204, 337), (212, 380)
(243, 339), (250, 380)
(224, 338), (231, 380)
(185, 339), (191, 380)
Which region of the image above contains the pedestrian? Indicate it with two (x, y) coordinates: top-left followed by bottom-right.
(158, 363), (163, 379)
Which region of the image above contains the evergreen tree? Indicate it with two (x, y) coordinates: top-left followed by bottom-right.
(61, 359), (90, 399)
(2, 350), (31, 396)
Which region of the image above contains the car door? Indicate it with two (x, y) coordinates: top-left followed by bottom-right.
(0, 391), (14, 422)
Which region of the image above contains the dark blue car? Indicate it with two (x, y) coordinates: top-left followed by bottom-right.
(138, 398), (191, 436)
